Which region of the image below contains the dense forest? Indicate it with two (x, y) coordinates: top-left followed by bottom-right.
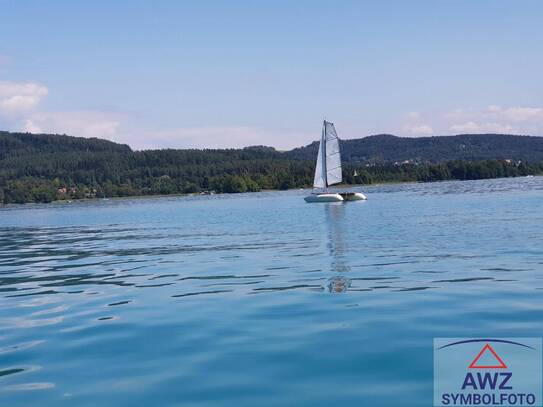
(287, 133), (543, 163)
(1, 131), (543, 204)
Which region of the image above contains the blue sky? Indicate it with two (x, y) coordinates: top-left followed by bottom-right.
(1, 0), (542, 149)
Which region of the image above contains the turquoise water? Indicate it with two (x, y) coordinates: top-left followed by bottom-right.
(1, 177), (542, 406)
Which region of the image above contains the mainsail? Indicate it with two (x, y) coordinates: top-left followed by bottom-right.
(313, 120), (342, 189)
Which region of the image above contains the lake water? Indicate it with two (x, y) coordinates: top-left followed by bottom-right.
(1, 177), (542, 406)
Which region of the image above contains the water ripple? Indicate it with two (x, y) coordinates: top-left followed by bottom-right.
(0, 176), (542, 406)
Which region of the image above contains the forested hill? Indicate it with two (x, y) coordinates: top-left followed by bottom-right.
(287, 134), (543, 163)
(1, 131), (543, 204)
(0, 131), (130, 157)
(4, 130), (543, 163)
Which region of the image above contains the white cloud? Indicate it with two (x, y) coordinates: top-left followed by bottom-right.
(0, 78), (310, 149)
(23, 119), (43, 134)
(402, 124), (434, 136)
(23, 111), (121, 138)
(438, 105), (543, 136)
(401, 111), (433, 136)
(486, 105), (501, 113)
(447, 105), (543, 124)
(157, 126), (266, 149)
(0, 81), (48, 113)
(0, 80), (122, 140)
(125, 126), (313, 150)
(449, 121), (514, 134)
(445, 105), (543, 135)
(499, 106), (543, 122)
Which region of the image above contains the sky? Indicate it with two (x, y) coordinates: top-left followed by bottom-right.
(1, 0), (543, 150)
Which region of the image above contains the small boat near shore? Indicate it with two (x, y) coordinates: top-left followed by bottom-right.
(304, 120), (367, 203)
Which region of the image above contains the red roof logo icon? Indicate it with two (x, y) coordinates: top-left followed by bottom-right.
(468, 343), (507, 369)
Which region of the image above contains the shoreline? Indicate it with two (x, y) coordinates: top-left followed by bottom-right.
(0, 175), (540, 207)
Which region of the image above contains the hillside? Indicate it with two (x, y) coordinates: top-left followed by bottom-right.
(1, 131), (543, 203)
(0, 131), (131, 158)
(287, 134), (543, 163)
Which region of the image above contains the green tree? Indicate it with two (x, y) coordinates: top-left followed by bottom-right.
(222, 175), (247, 193)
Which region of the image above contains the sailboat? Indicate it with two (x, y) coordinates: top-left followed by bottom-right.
(304, 120), (367, 203)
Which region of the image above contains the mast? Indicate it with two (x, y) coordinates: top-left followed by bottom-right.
(312, 119), (335, 191)
(322, 120), (328, 190)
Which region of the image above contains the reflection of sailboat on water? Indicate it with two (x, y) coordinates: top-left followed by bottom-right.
(305, 120), (367, 203)
(324, 204), (352, 293)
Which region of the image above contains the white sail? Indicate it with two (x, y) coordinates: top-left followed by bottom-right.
(324, 121), (342, 186)
(312, 122), (327, 188)
(305, 120), (365, 202)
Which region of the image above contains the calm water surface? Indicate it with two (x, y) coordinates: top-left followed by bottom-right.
(1, 177), (543, 406)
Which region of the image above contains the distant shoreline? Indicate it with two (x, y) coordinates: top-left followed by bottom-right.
(3, 131), (543, 205)
(1, 175), (540, 207)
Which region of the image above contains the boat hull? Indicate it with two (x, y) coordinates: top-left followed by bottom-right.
(339, 192), (367, 201)
(304, 193), (344, 203)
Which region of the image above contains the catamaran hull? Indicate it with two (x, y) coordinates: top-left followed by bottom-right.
(304, 193), (344, 203)
(339, 192), (367, 201)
